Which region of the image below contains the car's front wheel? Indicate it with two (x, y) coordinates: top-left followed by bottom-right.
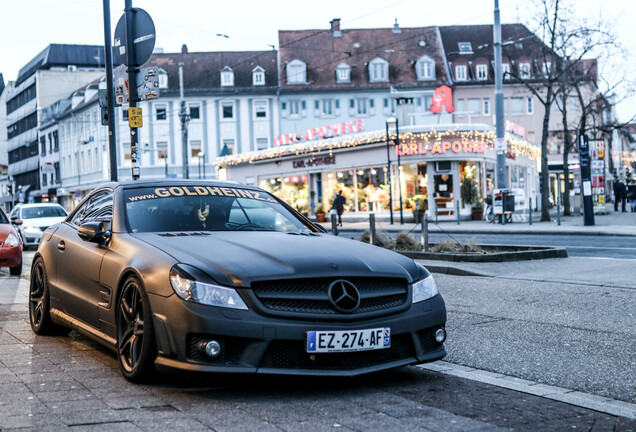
(29, 257), (68, 335)
(116, 275), (156, 382)
(10, 259), (22, 276)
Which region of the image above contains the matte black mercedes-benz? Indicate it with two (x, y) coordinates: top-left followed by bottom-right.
(30, 180), (447, 382)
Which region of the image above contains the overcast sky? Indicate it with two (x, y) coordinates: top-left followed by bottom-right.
(1, 0), (634, 121)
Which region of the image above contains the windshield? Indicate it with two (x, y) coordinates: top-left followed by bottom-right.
(21, 206), (67, 219)
(124, 185), (314, 234)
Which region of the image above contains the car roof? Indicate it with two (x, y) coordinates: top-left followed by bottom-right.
(16, 203), (64, 207)
(100, 179), (259, 191)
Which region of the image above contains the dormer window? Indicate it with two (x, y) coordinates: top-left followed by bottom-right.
(252, 66), (265, 86)
(502, 63), (510, 79)
(335, 63), (351, 83)
(476, 64), (488, 80)
(543, 60), (552, 76)
(415, 55), (435, 81)
(221, 66), (234, 87)
(369, 57), (389, 82)
(458, 42), (473, 54)
(520, 63), (531, 79)
(158, 68), (168, 88)
(455, 65), (467, 81)
(287, 59), (307, 84)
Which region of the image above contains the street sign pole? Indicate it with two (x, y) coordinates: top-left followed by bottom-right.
(578, 134), (595, 226)
(102, 0), (118, 181)
(125, 0), (140, 180)
(493, 0), (506, 190)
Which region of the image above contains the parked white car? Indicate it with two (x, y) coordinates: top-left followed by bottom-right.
(10, 203), (68, 248)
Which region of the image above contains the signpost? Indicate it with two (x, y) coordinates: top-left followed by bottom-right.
(114, 3), (156, 181)
(577, 134), (595, 226)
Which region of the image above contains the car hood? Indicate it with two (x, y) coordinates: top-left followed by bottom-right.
(132, 231), (423, 287)
(0, 225), (16, 242)
(21, 217), (65, 228)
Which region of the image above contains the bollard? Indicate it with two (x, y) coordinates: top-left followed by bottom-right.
(331, 213), (338, 236)
(435, 202), (438, 224)
(557, 181), (561, 226)
(501, 193), (506, 226)
(421, 213), (429, 252)
(369, 213), (376, 245)
(529, 197), (532, 225)
(456, 200), (460, 225)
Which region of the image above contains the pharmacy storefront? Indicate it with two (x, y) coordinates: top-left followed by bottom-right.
(215, 124), (540, 220)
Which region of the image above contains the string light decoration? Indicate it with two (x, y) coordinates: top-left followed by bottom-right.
(214, 127), (541, 167)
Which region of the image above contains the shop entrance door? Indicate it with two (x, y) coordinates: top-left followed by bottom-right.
(432, 161), (455, 216)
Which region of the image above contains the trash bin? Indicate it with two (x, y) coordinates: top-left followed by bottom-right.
(493, 189), (515, 222)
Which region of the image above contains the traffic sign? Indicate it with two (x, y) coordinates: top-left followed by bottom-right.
(129, 107), (143, 128)
(114, 8), (156, 67)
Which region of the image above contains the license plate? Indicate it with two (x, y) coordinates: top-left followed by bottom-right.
(306, 327), (391, 353)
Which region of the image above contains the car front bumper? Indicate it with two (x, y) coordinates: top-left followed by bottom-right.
(20, 228), (43, 246)
(149, 292), (447, 376)
(0, 245), (22, 268)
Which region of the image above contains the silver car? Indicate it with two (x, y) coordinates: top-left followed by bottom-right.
(10, 203), (68, 248)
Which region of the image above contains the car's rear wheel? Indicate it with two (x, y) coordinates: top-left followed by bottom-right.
(10, 259), (22, 276)
(29, 257), (68, 335)
(116, 275), (156, 382)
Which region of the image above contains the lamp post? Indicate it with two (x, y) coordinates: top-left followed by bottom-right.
(386, 116), (404, 224)
(384, 121), (394, 224)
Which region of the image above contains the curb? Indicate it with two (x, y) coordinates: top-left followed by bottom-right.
(338, 226), (636, 237)
(398, 245), (568, 262)
(419, 265), (490, 277)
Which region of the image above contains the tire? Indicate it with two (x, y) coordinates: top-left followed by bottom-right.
(116, 275), (156, 383)
(29, 257), (69, 335)
(10, 259), (22, 276)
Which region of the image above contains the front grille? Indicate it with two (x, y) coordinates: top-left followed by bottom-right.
(187, 334), (256, 365)
(259, 334), (415, 370)
(39, 226), (49, 231)
(250, 277), (409, 317)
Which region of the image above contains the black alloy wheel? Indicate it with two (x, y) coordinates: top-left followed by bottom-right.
(116, 275), (156, 382)
(29, 257), (67, 335)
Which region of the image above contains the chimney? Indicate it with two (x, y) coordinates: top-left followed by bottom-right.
(392, 18), (401, 34)
(181, 44), (188, 54)
(331, 18), (342, 37)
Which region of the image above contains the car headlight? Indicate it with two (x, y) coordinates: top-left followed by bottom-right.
(412, 275), (438, 303)
(169, 266), (248, 310)
(4, 233), (20, 247)
(24, 225), (41, 233)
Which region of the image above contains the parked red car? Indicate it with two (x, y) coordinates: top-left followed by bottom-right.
(0, 207), (23, 275)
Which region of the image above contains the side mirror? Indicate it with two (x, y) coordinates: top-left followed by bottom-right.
(78, 221), (109, 243)
(13, 219), (23, 226)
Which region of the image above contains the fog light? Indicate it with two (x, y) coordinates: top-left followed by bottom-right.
(434, 328), (446, 344)
(203, 340), (221, 358)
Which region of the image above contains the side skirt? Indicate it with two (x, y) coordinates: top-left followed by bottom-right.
(50, 308), (117, 352)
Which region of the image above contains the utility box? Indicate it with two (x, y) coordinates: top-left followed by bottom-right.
(493, 189), (515, 215)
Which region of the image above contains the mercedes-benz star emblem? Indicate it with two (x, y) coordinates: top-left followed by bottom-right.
(328, 280), (361, 313)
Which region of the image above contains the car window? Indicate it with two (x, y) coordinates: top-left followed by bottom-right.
(0, 210), (9, 224)
(9, 208), (20, 219)
(124, 185), (314, 233)
(21, 206), (67, 219)
(71, 191), (113, 226)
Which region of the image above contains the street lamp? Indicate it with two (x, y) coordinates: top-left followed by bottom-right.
(386, 116), (404, 224)
(384, 121), (394, 224)
(197, 151), (205, 179)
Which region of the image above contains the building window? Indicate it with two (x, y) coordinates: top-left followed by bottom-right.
(369, 57), (389, 82)
(53, 130), (59, 151)
(335, 63), (350, 83)
(40, 136), (46, 156)
(458, 42), (473, 54)
(158, 70), (168, 88)
(467, 98), (481, 116)
(256, 138), (268, 150)
(156, 105), (167, 121)
(528, 132), (535, 142)
(122, 109), (129, 121)
(520, 63), (531, 79)
(221, 101), (234, 120)
(223, 139), (235, 154)
(156, 141), (168, 160)
(511, 97), (524, 115)
(455, 65), (467, 81)
(502, 63), (511, 79)
(321, 99), (334, 117)
(221, 67), (234, 87)
(42, 172), (47, 187)
(527, 97), (534, 115)
(252, 66), (265, 86)
(189, 140), (202, 164)
(483, 99), (491, 116)
(289, 100), (300, 118)
(543, 60), (552, 76)
(254, 100), (268, 119)
(356, 98), (368, 115)
(476, 64), (488, 80)
(189, 104), (200, 120)
(286, 59), (307, 84)
(416, 55), (435, 81)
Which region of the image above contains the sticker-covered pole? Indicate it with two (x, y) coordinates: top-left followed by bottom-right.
(125, 0), (140, 180)
(102, 0), (118, 181)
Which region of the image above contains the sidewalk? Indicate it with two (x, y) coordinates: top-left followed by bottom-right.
(334, 210), (636, 236)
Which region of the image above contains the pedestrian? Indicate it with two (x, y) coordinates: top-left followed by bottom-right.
(627, 182), (636, 213)
(618, 178), (627, 212)
(612, 175), (622, 212)
(332, 190), (346, 227)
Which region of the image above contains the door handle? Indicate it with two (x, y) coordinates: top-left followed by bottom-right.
(57, 241), (66, 251)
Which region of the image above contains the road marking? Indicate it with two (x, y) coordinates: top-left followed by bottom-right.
(417, 361), (636, 419)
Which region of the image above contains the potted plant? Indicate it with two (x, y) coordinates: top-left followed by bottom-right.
(471, 191), (484, 220)
(461, 177), (477, 209)
(412, 195), (428, 223)
(315, 203), (326, 222)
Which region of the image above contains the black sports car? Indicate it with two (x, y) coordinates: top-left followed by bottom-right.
(30, 180), (447, 382)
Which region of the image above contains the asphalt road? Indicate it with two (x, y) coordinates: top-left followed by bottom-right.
(337, 231), (636, 259)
